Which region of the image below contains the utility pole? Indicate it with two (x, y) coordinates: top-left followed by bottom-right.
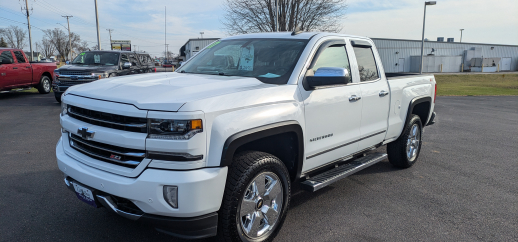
(62, 16), (73, 61)
(165, 6), (167, 61)
(275, 0), (278, 32)
(419, 1), (436, 74)
(133, 45), (137, 52)
(94, 0), (101, 50)
(22, 0), (34, 61)
(460, 29), (464, 43)
(165, 44), (169, 61)
(106, 29), (113, 50)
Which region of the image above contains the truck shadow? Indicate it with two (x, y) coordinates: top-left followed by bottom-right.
(0, 91), (59, 106)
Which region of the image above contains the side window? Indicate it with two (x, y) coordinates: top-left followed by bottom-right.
(311, 45), (351, 75)
(128, 55), (139, 66)
(120, 54), (129, 64)
(352, 46), (379, 82)
(0, 51), (14, 63)
(13, 51), (26, 63)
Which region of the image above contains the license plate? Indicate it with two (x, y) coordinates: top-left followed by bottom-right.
(72, 182), (98, 207)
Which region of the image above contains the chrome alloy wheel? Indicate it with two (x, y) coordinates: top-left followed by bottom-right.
(239, 172), (283, 239)
(43, 78), (51, 92)
(406, 124), (421, 161)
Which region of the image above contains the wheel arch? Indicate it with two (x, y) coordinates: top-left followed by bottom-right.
(220, 121), (304, 182)
(404, 96), (431, 129)
(40, 72), (52, 83)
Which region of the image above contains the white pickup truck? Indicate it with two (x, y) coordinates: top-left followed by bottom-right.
(56, 31), (436, 241)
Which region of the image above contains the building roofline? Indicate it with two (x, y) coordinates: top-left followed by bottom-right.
(371, 38), (518, 48)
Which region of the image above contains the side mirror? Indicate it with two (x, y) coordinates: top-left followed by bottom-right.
(305, 67), (351, 89)
(123, 62), (132, 69)
(1, 59), (12, 64)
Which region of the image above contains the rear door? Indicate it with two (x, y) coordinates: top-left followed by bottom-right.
(349, 39), (390, 151)
(300, 38), (363, 172)
(128, 54), (141, 74)
(12, 50), (32, 86)
(0, 50), (15, 89)
(119, 54), (131, 75)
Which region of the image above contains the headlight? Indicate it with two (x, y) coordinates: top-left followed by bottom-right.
(91, 73), (107, 79)
(148, 119), (202, 140)
(61, 102), (67, 116)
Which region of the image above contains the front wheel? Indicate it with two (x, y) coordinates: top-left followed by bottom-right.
(218, 151), (291, 242)
(387, 114), (423, 168)
(37, 75), (51, 94)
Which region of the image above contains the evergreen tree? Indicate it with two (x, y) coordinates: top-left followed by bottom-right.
(0, 37), (8, 47)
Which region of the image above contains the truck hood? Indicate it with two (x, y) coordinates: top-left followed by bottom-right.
(66, 72), (278, 111)
(58, 64), (118, 73)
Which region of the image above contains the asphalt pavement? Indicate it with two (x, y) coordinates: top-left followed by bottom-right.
(0, 92), (516, 242)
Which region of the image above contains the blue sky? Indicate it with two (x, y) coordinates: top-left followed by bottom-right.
(1, 0), (516, 57)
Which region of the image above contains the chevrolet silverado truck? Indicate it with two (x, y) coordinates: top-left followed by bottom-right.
(0, 48), (56, 94)
(53, 51), (155, 103)
(56, 32), (436, 241)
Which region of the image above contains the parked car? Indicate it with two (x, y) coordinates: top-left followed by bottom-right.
(162, 61), (173, 67)
(56, 32), (436, 241)
(53, 50), (155, 102)
(0, 48), (56, 93)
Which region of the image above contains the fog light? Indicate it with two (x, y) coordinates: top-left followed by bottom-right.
(163, 186), (178, 208)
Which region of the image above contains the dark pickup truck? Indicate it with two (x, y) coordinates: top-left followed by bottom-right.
(0, 48), (56, 94)
(53, 50), (155, 102)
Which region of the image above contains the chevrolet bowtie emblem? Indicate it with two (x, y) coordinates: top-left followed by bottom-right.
(77, 127), (95, 140)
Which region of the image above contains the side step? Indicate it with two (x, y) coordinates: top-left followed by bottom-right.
(300, 152), (388, 192)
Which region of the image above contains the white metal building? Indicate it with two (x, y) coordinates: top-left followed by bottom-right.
(372, 38), (518, 73)
(180, 38), (220, 61)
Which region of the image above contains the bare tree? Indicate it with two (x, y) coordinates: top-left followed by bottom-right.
(43, 28), (82, 61)
(222, 0), (347, 35)
(76, 40), (90, 53)
(36, 37), (56, 58)
(0, 25), (27, 49)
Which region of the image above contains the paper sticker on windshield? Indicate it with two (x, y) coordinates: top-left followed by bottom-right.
(79, 52), (85, 56)
(238, 45), (254, 71)
(94, 54), (100, 63)
(206, 41), (220, 49)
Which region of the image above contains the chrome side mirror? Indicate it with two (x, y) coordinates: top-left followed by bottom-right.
(305, 67), (351, 89)
(123, 62), (132, 69)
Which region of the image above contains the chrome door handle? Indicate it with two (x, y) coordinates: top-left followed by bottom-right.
(349, 95), (361, 102)
(379, 90), (389, 97)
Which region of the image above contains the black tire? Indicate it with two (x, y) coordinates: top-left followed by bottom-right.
(387, 114), (423, 168)
(218, 151), (291, 242)
(54, 92), (62, 103)
(37, 75), (51, 94)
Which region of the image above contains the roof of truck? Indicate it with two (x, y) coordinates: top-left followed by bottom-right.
(223, 32), (369, 41)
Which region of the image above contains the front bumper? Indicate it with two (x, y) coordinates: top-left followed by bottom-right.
(56, 137), (227, 238)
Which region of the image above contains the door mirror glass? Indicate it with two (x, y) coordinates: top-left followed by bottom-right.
(306, 67), (351, 89)
(123, 62), (132, 69)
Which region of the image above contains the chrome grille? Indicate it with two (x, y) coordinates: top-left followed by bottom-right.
(69, 134), (145, 167)
(59, 80), (93, 86)
(60, 71), (91, 75)
(68, 105), (147, 133)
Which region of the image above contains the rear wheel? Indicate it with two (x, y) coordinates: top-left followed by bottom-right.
(387, 115), (423, 168)
(218, 151), (290, 242)
(37, 75), (51, 94)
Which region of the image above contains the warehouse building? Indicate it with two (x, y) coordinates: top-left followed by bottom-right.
(178, 36), (518, 73)
(372, 38), (518, 73)
(179, 38), (220, 61)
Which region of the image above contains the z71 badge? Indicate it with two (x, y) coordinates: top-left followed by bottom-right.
(310, 133), (333, 142)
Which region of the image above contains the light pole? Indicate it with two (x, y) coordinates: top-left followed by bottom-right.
(419, 1), (436, 74)
(94, 0), (101, 50)
(460, 29), (464, 43)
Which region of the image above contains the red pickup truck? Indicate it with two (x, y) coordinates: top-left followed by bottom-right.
(0, 48), (56, 94)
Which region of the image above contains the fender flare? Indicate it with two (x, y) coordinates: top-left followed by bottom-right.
(220, 121), (305, 180)
(403, 96), (432, 129)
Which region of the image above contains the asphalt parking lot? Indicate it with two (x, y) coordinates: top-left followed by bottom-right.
(0, 92), (516, 242)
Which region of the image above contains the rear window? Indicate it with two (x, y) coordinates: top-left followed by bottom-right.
(13, 51), (26, 63)
(352, 47), (379, 82)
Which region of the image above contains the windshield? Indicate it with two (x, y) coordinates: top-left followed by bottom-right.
(72, 52), (120, 66)
(177, 39), (309, 84)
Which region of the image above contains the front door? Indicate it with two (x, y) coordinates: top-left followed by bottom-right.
(349, 39), (390, 151)
(501, 57), (511, 71)
(0, 50), (15, 90)
(300, 39), (363, 172)
(398, 58), (405, 72)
